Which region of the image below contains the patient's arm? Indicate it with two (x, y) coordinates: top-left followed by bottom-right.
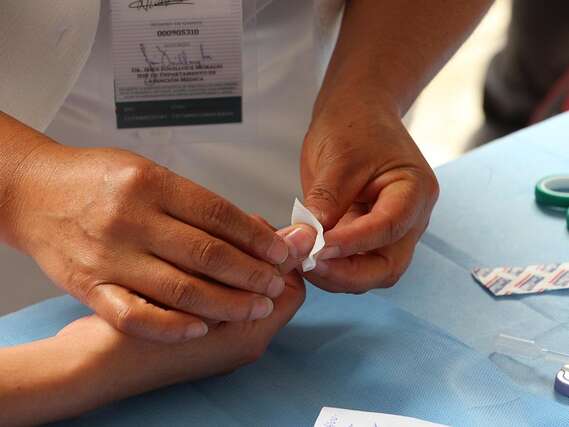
(0, 269), (306, 426)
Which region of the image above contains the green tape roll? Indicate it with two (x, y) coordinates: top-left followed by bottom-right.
(535, 175), (569, 208)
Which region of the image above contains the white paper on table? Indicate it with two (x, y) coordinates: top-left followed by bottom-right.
(291, 198), (325, 272)
(314, 407), (449, 427)
(472, 261), (569, 296)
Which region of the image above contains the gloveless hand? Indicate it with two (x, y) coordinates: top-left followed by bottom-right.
(2, 138), (293, 343)
(0, 268), (308, 426)
(301, 99), (439, 293)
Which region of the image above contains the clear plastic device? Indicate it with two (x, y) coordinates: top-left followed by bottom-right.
(494, 333), (569, 364)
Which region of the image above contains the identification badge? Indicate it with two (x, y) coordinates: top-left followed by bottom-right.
(110, 0), (243, 129)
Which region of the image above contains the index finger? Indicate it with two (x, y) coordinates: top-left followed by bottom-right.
(161, 173), (288, 265)
(324, 179), (424, 257)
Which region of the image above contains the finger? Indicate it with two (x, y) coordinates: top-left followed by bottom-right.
(276, 225), (318, 274)
(322, 178), (424, 258)
(116, 254), (275, 322)
(86, 283), (208, 343)
(250, 214), (276, 232)
(305, 229), (420, 293)
(249, 216), (318, 275)
(161, 175), (288, 265)
(334, 202), (369, 228)
(301, 142), (371, 230)
(256, 271), (306, 336)
(200, 271), (306, 373)
(147, 217), (285, 299)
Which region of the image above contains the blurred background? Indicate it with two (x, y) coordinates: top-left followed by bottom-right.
(411, 0), (511, 167)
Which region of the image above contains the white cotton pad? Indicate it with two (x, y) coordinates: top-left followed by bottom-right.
(291, 198), (326, 272)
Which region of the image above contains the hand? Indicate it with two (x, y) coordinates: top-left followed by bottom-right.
(3, 141), (294, 343)
(54, 270), (306, 420)
(301, 101), (439, 293)
(0, 225), (315, 426)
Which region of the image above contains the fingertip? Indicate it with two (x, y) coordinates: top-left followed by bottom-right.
(279, 225), (317, 260)
(313, 260), (330, 276)
(267, 275), (285, 299)
(267, 235), (289, 265)
(250, 297), (274, 320)
(184, 321), (209, 340)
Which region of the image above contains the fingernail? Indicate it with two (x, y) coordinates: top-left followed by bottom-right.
(267, 275), (285, 298)
(285, 227), (315, 259)
(267, 237), (288, 264)
(314, 260), (329, 275)
(318, 246), (341, 261)
(185, 322), (208, 340)
(251, 297), (274, 320)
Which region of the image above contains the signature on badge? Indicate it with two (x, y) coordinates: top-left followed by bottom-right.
(128, 0), (194, 12)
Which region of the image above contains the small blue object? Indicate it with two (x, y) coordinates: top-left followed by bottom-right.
(555, 365), (569, 397)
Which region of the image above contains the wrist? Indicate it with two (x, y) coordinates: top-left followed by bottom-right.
(313, 76), (401, 124)
(310, 83), (403, 142)
(0, 113), (63, 251)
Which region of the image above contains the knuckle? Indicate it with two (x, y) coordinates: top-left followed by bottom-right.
(382, 275), (400, 289)
(62, 248), (111, 292)
(115, 304), (136, 334)
(194, 239), (226, 273)
(246, 268), (273, 293)
(170, 280), (200, 309)
(246, 223), (268, 253)
(428, 173), (440, 203)
(78, 281), (100, 305)
(203, 198), (234, 227)
(383, 262), (406, 289)
(98, 163), (159, 233)
(382, 216), (405, 245)
(307, 184), (340, 207)
(97, 210), (126, 236)
(111, 161), (159, 196)
(403, 167), (439, 207)
(87, 244), (113, 268)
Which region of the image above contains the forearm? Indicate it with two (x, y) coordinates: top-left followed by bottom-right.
(0, 330), (183, 426)
(316, 0), (493, 117)
(0, 336), (95, 426)
(0, 317), (242, 426)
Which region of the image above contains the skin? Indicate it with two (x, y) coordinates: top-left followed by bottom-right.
(0, 113), (303, 342)
(0, 273), (305, 427)
(0, 1), (497, 422)
(0, 225), (316, 427)
(0, 1), (492, 342)
(301, 0), (493, 293)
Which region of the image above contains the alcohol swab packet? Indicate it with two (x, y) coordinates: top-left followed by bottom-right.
(291, 198), (325, 272)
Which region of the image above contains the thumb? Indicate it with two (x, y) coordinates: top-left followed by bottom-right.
(303, 163), (369, 230)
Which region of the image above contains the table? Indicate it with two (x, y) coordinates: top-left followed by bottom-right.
(2, 113), (569, 426)
(382, 112), (569, 399)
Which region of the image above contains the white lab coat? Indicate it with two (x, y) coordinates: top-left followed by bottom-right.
(0, 0), (344, 225)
